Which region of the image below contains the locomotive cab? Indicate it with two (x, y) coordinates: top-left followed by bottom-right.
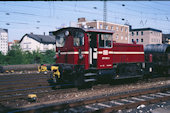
(53, 27), (114, 70)
(54, 27), (88, 69)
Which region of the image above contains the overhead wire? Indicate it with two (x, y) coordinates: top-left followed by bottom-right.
(0, 20), (57, 28)
(139, 2), (170, 14)
(152, 1), (170, 7)
(0, 1), (170, 33)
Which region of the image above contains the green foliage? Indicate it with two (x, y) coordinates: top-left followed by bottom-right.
(41, 50), (56, 64)
(0, 52), (5, 64)
(0, 45), (56, 65)
(7, 45), (24, 65)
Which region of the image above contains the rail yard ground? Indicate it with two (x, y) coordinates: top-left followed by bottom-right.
(0, 71), (170, 113)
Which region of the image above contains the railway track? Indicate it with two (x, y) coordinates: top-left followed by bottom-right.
(0, 75), (169, 102)
(0, 73), (53, 101)
(1, 72), (170, 113)
(0, 84), (75, 102)
(11, 85), (170, 113)
(0, 72), (78, 109)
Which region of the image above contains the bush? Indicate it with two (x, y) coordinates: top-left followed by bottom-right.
(0, 45), (56, 65)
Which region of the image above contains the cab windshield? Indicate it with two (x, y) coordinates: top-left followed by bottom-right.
(55, 29), (85, 47)
(99, 34), (113, 48)
(73, 31), (84, 46)
(55, 31), (66, 47)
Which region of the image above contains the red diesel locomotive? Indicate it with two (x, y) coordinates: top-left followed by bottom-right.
(52, 27), (145, 87)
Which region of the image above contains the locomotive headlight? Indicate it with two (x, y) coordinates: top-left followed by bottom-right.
(56, 50), (61, 58)
(58, 50), (61, 56)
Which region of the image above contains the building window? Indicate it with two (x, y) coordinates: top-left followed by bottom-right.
(136, 39), (139, 43)
(132, 32), (134, 36)
(151, 38), (153, 42)
(116, 26), (119, 31)
(105, 25), (108, 30)
(111, 26), (113, 30)
(125, 28), (127, 33)
(100, 24), (102, 29)
(136, 32), (138, 35)
(141, 39), (143, 42)
(121, 27), (123, 32)
(141, 31), (143, 35)
(132, 39), (134, 42)
(125, 37), (127, 40)
(116, 34), (119, 39)
(121, 36), (123, 40)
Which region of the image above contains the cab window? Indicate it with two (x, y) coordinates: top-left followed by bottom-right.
(55, 31), (66, 47)
(73, 31), (84, 46)
(99, 34), (112, 48)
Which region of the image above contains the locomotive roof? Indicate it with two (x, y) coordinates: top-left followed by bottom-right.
(144, 44), (170, 53)
(54, 27), (114, 34)
(83, 28), (114, 34)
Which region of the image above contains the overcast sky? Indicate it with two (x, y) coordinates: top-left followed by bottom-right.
(0, 1), (170, 41)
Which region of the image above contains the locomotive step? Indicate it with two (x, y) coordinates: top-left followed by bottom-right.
(84, 73), (97, 77)
(84, 78), (96, 82)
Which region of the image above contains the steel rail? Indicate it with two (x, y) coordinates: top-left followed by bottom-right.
(11, 85), (170, 113)
(0, 84), (73, 102)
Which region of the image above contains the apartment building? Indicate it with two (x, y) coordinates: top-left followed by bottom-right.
(0, 28), (8, 55)
(20, 33), (56, 52)
(77, 18), (129, 43)
(130, 28), (162, 46)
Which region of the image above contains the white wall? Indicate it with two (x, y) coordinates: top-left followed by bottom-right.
(20, 35), (55, 52)
(0, 31), (8, 55)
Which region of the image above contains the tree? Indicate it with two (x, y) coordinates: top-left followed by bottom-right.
(42, 50), (56, 64)
(22, 51), (34, 64)
(0, 52), (5, 64)
(1, 45), (56, 65)
(6, 45), (24, 65)
(32, 50), (43, 64)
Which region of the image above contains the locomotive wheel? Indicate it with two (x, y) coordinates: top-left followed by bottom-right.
(74, 73), (85, 89)
(74, 71), (92, 89)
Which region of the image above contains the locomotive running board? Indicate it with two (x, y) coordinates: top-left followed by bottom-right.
(113, 75), (143, 80)
(84, 73), (97, 77)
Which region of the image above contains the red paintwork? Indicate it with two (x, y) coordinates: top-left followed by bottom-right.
(149, 54), (153, 62)
(56, 33), (89, 69)
(55, 27), (144, 70)
(97, 43), (144, 69)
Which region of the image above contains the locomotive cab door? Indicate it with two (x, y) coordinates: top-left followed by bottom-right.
(88, 33), (97, 67)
